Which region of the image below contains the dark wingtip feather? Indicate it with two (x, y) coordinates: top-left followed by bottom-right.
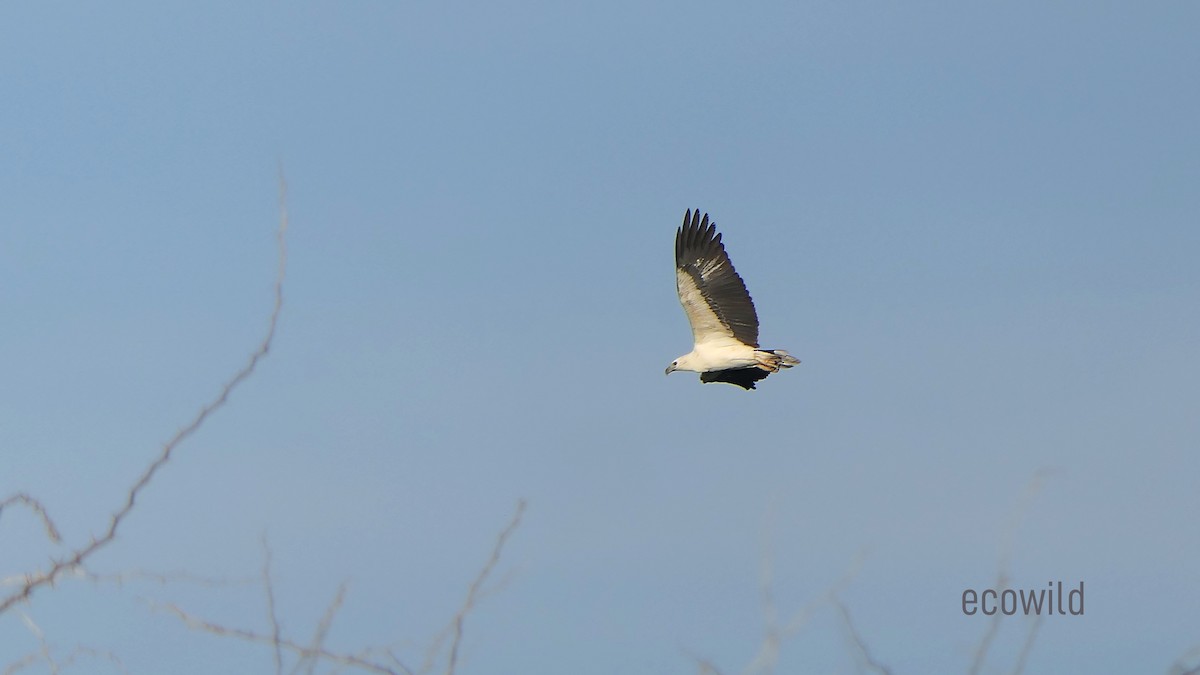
(678, 208), (706, 265)
(677, 208), (722, 265)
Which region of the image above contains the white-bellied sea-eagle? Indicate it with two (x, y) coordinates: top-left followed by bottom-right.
(665, 209), (799, 390)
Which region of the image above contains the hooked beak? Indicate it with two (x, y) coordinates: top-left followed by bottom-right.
(665, 364), (676, 375)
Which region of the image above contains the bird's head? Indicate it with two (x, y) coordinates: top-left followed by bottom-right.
(665, 353), (694, 375)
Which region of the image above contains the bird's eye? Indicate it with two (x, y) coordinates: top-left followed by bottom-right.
(672, 361), (678, 366)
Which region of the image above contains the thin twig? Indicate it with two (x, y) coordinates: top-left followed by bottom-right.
(3, 646), (128, 675)
(263, 535), (284, 675)
(1173, 660), (1200, 675)
(445, 499), (526, 675)
(18, 612), (52, 674)
(150, 601), (401, 675)
(385, 650), (417, 675)
(421, 500), (526, 675)
(0, 174), (289, 616)
(0, 494), (62, 544)
(969, 470), (1050, 675)
(2, 651), (42, 675)
(1171, 642), (1200, 675)
(1009, 614), (1043, 675)
(833, 598), (892, 675)
(738, 543), (864, 675)
(968, 570), (1007, 675)
(5, 612), (129, 675)
(56, 567), (257, 588)
(296, 583), (348, 675)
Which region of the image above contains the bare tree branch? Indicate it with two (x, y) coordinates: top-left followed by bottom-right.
(0, 173), (289, 616)
(969, 470), (1051, 675)
(737, 543), (864, 675)
(150, 601), (403, 675)
(51, 567), (257, 589)
(1, 651), (41, 675)
(295, 582), (348, 675)
(833, 598), (892, 675)
(1169, 643), (1200, 675)
(420, 500), (526, 675)
(694, 658), (727, 675)
(263, 535), (284, 675)
(5, 612), (128, 675)
(1009, 614), (1043, 675)
(0, 493), (62, 544)
(443, 499), (526, 675)
(3, 646), (128, 675)
(143, 501), (527, 674)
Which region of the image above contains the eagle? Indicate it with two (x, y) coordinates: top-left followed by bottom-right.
(665, 209), (800, 390)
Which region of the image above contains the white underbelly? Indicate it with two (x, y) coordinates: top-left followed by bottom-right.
(692, 341), (758, 371)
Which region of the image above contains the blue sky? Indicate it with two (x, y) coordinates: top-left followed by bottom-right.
(2, 2), (1198, 673)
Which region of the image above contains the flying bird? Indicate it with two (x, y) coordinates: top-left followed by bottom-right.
(666, 209), (799, 390)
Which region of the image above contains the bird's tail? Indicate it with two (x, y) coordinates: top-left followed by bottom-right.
(754, 349), (801, 372)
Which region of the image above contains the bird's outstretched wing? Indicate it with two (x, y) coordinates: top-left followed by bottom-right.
(675, 209), (760, 347)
